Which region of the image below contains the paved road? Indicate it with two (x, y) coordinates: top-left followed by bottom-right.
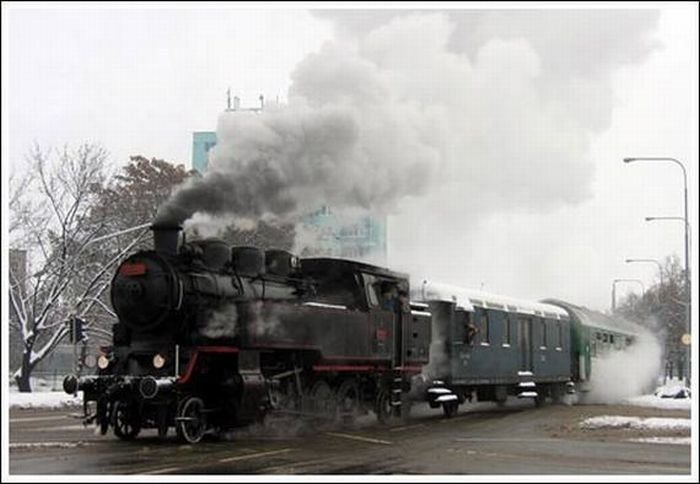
(9, 400), (691, 475)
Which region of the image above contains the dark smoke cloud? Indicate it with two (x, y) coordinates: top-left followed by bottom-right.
(156, 94), (440, 227)
(157, 9), (660, 239)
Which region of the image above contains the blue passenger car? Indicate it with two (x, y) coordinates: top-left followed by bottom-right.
(416, 281), (574, 416)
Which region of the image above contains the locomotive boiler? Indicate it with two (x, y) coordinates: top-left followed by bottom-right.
(64, 223), (432, 443)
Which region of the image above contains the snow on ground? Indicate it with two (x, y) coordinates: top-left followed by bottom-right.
(8, 376), (63, 393)
(623, 394), (691, 410)
(654, 383), (691, 399)
(581, 416), (691, 432)
(621, 379), (691, 410)
(628, 437), (691, 446)
(9, 391), (82, 409)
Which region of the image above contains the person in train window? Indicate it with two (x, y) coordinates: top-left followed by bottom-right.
(380, 283), (398, 311)
(465, 315), (479, 345)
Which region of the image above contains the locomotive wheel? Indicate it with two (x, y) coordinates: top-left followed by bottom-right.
(309, 380), (336, 420)
(112, 401), (141, 440)
(442, 401), (458, 418)
(336, 379), (361, 424)
(271, 380), (300, 413)
(177, 397), (207, 444)
(375, 388), (398, 424)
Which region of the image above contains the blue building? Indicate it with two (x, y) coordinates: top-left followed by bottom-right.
(301, 205), (387, 262)
(192, 131), (217, 174)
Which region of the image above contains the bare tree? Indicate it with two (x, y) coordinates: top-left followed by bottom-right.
(75, 156), (194, 344)
(616, 254), (689, 379)
(8, 144), (146, 392)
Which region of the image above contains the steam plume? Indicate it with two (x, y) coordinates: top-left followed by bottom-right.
(584, 329), (663, 403)
(156, 10), (660, 243)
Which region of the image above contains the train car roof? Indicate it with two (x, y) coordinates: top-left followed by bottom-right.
(300, 257), (409, 281)
(542, 299), (641, 335)
(419, 280), (569, 319)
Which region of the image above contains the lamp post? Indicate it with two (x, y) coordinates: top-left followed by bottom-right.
(612, 279), (645, 311)
(625, 258), (664, 286)
(625, 157), (690, 385)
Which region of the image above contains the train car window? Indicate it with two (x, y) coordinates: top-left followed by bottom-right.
(540, 320), (547, 348)
(557, 321), (563, 348)
(479, 311), (490, 344)
(464, 312), (478, 344)
(503, 314), (512, 345)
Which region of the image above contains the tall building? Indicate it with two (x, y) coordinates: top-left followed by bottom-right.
(191, 131), (217, 174)
(192, 95), (387, 264)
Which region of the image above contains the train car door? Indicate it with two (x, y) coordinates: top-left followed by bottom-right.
(518, 316), (533, 371)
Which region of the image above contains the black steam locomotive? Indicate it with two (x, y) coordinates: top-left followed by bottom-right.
(64, 224), (432, 443)
(64, 224), (643, 444)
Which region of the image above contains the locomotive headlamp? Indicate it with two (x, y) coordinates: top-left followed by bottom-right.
(153, 353), (166, 369)
(83, 354), (97, 369)
(97, 354), (110, 370)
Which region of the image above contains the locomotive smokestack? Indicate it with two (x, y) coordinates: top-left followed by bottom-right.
(151, 223), (182, 255)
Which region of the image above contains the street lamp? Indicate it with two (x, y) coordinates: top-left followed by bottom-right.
(625, 157), (691, 385)
(625, 258), (664, 286)
(646, 215), (689, 226)
(612, 278), (645, 311)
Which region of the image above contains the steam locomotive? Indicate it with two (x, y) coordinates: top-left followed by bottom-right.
(64, 224), (640, 443)
(64, 224), (432, 443)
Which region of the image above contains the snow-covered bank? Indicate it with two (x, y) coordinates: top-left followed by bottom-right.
(623, 394), (691, 411)
(628, 437), (691, 446)
(9, 391), (82, 409)
(581, 416), (691, 432)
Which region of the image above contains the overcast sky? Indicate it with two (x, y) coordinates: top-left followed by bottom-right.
(2, 2), (698, 312)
